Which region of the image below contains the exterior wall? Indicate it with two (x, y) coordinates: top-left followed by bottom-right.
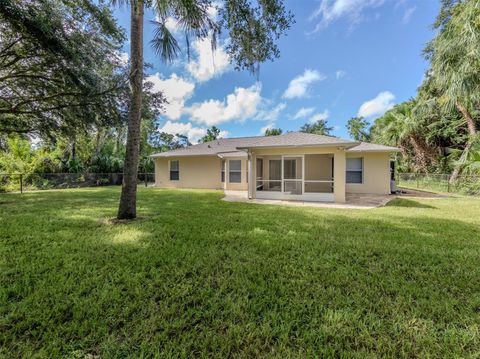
(154, 156), (248, 190)
(346, 152), (391, 194)
(154, 156), (222, 189)
(224, 158), (248, 191)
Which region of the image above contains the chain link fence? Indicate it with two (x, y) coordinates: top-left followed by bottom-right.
(397, 173), (480, 196)
(0, 173), (155, 193)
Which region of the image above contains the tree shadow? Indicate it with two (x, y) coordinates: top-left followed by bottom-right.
(386, 198), (437, 209)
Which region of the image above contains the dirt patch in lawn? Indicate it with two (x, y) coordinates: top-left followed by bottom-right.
(397, 187), (450, 198)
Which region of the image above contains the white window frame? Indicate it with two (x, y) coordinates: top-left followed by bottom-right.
(228, 159), (242, 183)
(346, 157), (363, 184)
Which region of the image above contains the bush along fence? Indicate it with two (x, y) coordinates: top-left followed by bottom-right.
(397, 173), (480, 196)
(0, 173), (155, 193)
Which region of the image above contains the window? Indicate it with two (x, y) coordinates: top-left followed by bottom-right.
(170, 160), (179, 181)
(346, 158), (363, 184)
(221, 160), (226, 182)
(229, 160), (241, 183)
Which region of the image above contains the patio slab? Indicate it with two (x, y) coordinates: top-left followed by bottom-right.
(222, 190), (395, 209)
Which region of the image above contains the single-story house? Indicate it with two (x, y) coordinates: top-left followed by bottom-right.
(151, 132), (400, 203)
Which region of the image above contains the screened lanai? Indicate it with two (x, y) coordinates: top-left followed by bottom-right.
(254, 154), (335, 201)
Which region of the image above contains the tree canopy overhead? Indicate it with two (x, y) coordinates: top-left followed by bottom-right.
(0, 0), (126, 137)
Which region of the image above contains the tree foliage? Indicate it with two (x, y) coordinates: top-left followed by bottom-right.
(264, 128), (283, 136)
(347, 117), (370, 142)
(300, 119), (333, 136)
(368, 0), (479, 177)
(199, 126), (222, 143)
(0, 0), (126, 137)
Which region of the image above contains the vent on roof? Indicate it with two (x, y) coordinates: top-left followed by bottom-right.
(207, 144), (211, 148)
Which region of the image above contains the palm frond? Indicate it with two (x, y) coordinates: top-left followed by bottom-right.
(150, 20), (181, 63)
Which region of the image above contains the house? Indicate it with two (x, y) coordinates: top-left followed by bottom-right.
(151, 132), (400, 203)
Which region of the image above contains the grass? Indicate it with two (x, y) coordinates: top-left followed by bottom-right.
(1, 187), (480, 358)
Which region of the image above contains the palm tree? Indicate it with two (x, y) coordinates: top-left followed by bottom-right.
(426, 0), (480, 180)
(346, 116), (370, 142)
(371, 101), (438, 173)
(111, 0), (293, 219)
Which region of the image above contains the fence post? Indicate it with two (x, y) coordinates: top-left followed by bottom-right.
(447, 176), (450, 193)
(20, 174), (23, 194)
(416, 174), (419, 189)
(144, 173), (148, 187)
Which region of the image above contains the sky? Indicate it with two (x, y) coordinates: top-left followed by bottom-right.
(113, 0), (439, 143)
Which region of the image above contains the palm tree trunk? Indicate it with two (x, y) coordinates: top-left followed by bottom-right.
(450, 101), (477, 183)
(117, 0), (144, 219)
(455, 101), (477, 136)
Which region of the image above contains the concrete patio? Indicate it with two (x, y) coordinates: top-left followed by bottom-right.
(222, 190), (395, 209)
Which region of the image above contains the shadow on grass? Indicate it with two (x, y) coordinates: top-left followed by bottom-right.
(1, 187), (480, 357)
(386, 198), (437, 209)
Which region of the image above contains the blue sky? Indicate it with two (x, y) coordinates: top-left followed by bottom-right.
(114, 0), (439, 142)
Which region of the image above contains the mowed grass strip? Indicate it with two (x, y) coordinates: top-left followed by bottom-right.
(1, 187), (479, 358)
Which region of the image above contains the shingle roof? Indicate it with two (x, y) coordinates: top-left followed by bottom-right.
(235, 131), (356, 149)
(150, 132), (399, 158)
(346, 142), (401, 152)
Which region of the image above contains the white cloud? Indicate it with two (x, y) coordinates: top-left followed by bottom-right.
(119, 52), (129, 65)
(186, 37), (230, 82)
(335, 70), (346, 79)
(402, 6), (416, 24)
(145, 72), (195, 120)
(309, 110), (330, 124)
(293, 107), (316, 120)
(219, 130), (229, 138)
(255, 102), (287, 122)
(260, 123), (275, 135)
(357, 91), (395, 118)
(186, 84), (262, 126)
(158, 121), (207, 143)
(165, 17), (180, 33)
(309, 0), (385, 33)
(207, 3), (220, 21)
(282, 69), (325, 99)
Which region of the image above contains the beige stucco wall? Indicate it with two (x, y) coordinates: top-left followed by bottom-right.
(154, 156), (222, 189)
(346, 152), (391, 194)
(154, 156), (248, 190)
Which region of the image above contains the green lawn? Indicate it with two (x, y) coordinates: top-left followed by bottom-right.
(1, 188), (480, 358)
